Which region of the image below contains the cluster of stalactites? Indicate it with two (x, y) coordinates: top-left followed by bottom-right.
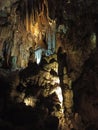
(24, 0), (56, 64)
(25, 0), (49, 32)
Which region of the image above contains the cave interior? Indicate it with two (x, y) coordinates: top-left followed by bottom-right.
(0, 0), (98, 130)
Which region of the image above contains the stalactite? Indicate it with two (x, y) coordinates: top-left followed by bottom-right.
(25, 0), (29, 31)
(32, 8), (35, 25)
(35, 48), (43, 64)
(30, 14), (32, 32)
(51, 21), (56, 52)
(47, 27), (51, 50)
(43, 0), (49, 18)
(33, 0), (36, 23)
(14, 0), (56, 66)
(30, 10), (32, 32)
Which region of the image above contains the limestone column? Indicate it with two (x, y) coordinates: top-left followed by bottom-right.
(62, 87), (73, 117)
(62, 74), (73, 117)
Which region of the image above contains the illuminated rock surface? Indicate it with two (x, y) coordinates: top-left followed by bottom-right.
(0, 0), (98, 130)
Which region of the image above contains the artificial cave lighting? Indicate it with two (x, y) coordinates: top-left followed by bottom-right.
(24, 97), (37, 107)
(34, 47), (43, 64)
(49, 78), (63, 112)
(52, 77), (60, 84)
(24, 0), (56, 65)
(32, 19), (56, 64)
(32, 23), (40, 38)
(55, 86), (63, 107)
(50, 85), (64, 112)
(33, 19), (56, 64)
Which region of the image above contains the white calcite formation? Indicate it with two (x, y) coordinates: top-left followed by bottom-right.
(0, 0), (57, 69)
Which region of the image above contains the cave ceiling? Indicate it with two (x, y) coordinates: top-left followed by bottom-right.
(0, 0), (97, 72)
(0, 0), (98, 25)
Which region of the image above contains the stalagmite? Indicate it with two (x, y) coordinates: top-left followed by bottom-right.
(63, 87), (73, 117)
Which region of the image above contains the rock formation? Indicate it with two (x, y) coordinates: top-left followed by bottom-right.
(0, 0), (98, 130)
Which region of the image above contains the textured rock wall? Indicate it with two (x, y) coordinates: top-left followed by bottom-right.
(0, 1), (98, 129)
(0, 0), (57, 69)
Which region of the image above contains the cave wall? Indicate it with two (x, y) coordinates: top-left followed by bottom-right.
(0, 0), (97, 78)
(0, 0), (98, 129)
(0, 0), (97, 71)
(0, 0), (57, 69)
